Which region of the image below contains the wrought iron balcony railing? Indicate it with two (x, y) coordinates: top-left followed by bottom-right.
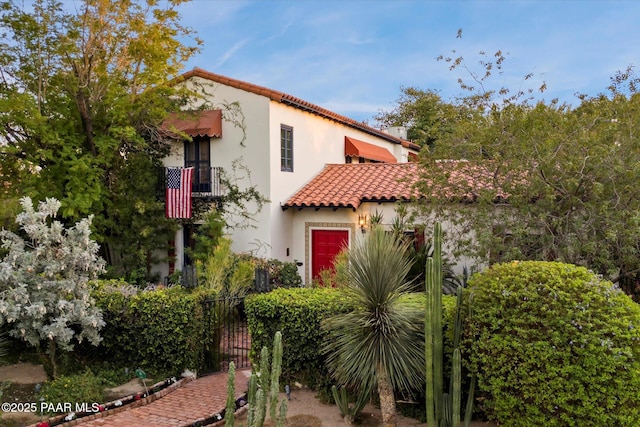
(159, 166), (224, 199)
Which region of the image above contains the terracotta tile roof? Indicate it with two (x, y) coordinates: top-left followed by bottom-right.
(420, 160), (514, 202)
(345, 137), (397, 163)
(282, 163), (421, 210)
(282, 161), (511, 210)
(161, 110), (222, 137)
(177, 68), (420, 152)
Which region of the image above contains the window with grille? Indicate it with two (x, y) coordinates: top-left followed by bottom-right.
(281, 125), (293, 172)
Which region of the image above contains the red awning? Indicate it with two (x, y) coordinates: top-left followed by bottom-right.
(162, 110), (222, 138)
(344, 136), (397, 163)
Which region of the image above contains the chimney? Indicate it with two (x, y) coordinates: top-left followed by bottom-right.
(386, 126), (407, 140)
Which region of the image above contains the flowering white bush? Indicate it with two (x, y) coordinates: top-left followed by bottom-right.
(0, 197), (105, 376)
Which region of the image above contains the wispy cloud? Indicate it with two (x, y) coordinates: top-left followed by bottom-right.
(178, 0), (249, 28)
(215, 38), (251, 68)
(261, 20), (294, 44)
(182, 0), (640, 123)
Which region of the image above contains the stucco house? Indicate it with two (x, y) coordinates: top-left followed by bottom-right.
(281, 161), (493, 283)
(158, 68), (420, 283)
(282, 162), (422, 284)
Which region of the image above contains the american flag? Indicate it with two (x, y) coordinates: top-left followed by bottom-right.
(165, 167), (193, 218)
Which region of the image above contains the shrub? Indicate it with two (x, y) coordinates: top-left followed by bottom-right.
(253, 258), (302, 289)
(228, 258), (255, 297)
(187, 210), (224, 265)
(38, 370), (105, 415)
(465, 261), (640, 426)
(312, 250), (349, 288)
(199, 238), (236, 290)
(87, 281), (217, 376)
(0, 197), (105, 378)
(272, 260), (302, 288)
(89, 361), (135, 387)
(246, 287), (354, 387)
(246, 287), (458, 395)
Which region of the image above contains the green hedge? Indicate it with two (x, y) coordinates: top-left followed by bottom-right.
(465, 261), (640, 426)
(246, 287), (457, 390)
(246, 287), (354, 387)
(88, 281), (217, 376)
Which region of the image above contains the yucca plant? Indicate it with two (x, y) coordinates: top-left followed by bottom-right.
(331, 385), (369, 424)
(323, 226), (424, 426)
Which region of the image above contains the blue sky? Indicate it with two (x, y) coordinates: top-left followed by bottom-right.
(175, 0), (640, 123)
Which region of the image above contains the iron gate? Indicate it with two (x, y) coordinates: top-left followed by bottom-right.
(200, 297), (251, 375)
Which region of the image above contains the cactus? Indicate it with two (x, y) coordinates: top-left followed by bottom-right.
(254, 388), (266, 427)
(269, 331), (283, 421)
(425, 223), (474, 427)
(276, 399), (287, 427)
(226, 331), (287, 427)
(451, 349), (462, 427)
(425, 223), (444, 426)
(432, 223), (444, 424)
(257, 345), (270, 423)
(425, 257), (436, 425)
(225, 362), (237, 427)
(464, 374), (476, 426)
(331, 385), (369, 424)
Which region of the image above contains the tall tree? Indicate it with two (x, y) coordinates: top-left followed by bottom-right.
(410, 47), (640, 299)
(0, 0), (202, 279)
(374, 87), (456, 149)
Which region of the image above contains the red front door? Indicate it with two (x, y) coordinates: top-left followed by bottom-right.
(312, 229), (349, 281)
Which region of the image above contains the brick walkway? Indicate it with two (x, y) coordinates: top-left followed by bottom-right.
(66, 369), (251, 427)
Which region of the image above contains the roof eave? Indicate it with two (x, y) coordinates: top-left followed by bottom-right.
(180, 68), (420, 151)
(281, 203), (359, 211)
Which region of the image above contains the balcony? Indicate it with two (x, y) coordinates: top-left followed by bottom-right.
(159, 166), (224, 200)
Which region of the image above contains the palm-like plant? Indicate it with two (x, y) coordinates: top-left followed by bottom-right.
(323, 226), (425, 426)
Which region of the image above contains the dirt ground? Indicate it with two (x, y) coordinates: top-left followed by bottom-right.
(0, 363), (47, 384)
(237, 387), (497, 427)
(240, 387), (426, 426)
(0, 362), (49, 426)
(1, 363), (496, 427)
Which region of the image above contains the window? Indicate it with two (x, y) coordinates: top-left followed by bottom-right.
(184, 136), (211, 192)
(281, 125), (293, 172)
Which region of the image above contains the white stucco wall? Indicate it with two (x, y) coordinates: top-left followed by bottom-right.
(286, 202), (477, 285)
(164, 77), (273, 262)
(287, 202), (412, 284)
(286, 207), (357, 284)
(267, 103), (415, 265)
(162, 75), (417, 275)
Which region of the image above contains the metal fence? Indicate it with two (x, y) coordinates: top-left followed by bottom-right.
(157, 166), (224, 199)
(200, 296), (250, 375)
(164, 267), (272, 374)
